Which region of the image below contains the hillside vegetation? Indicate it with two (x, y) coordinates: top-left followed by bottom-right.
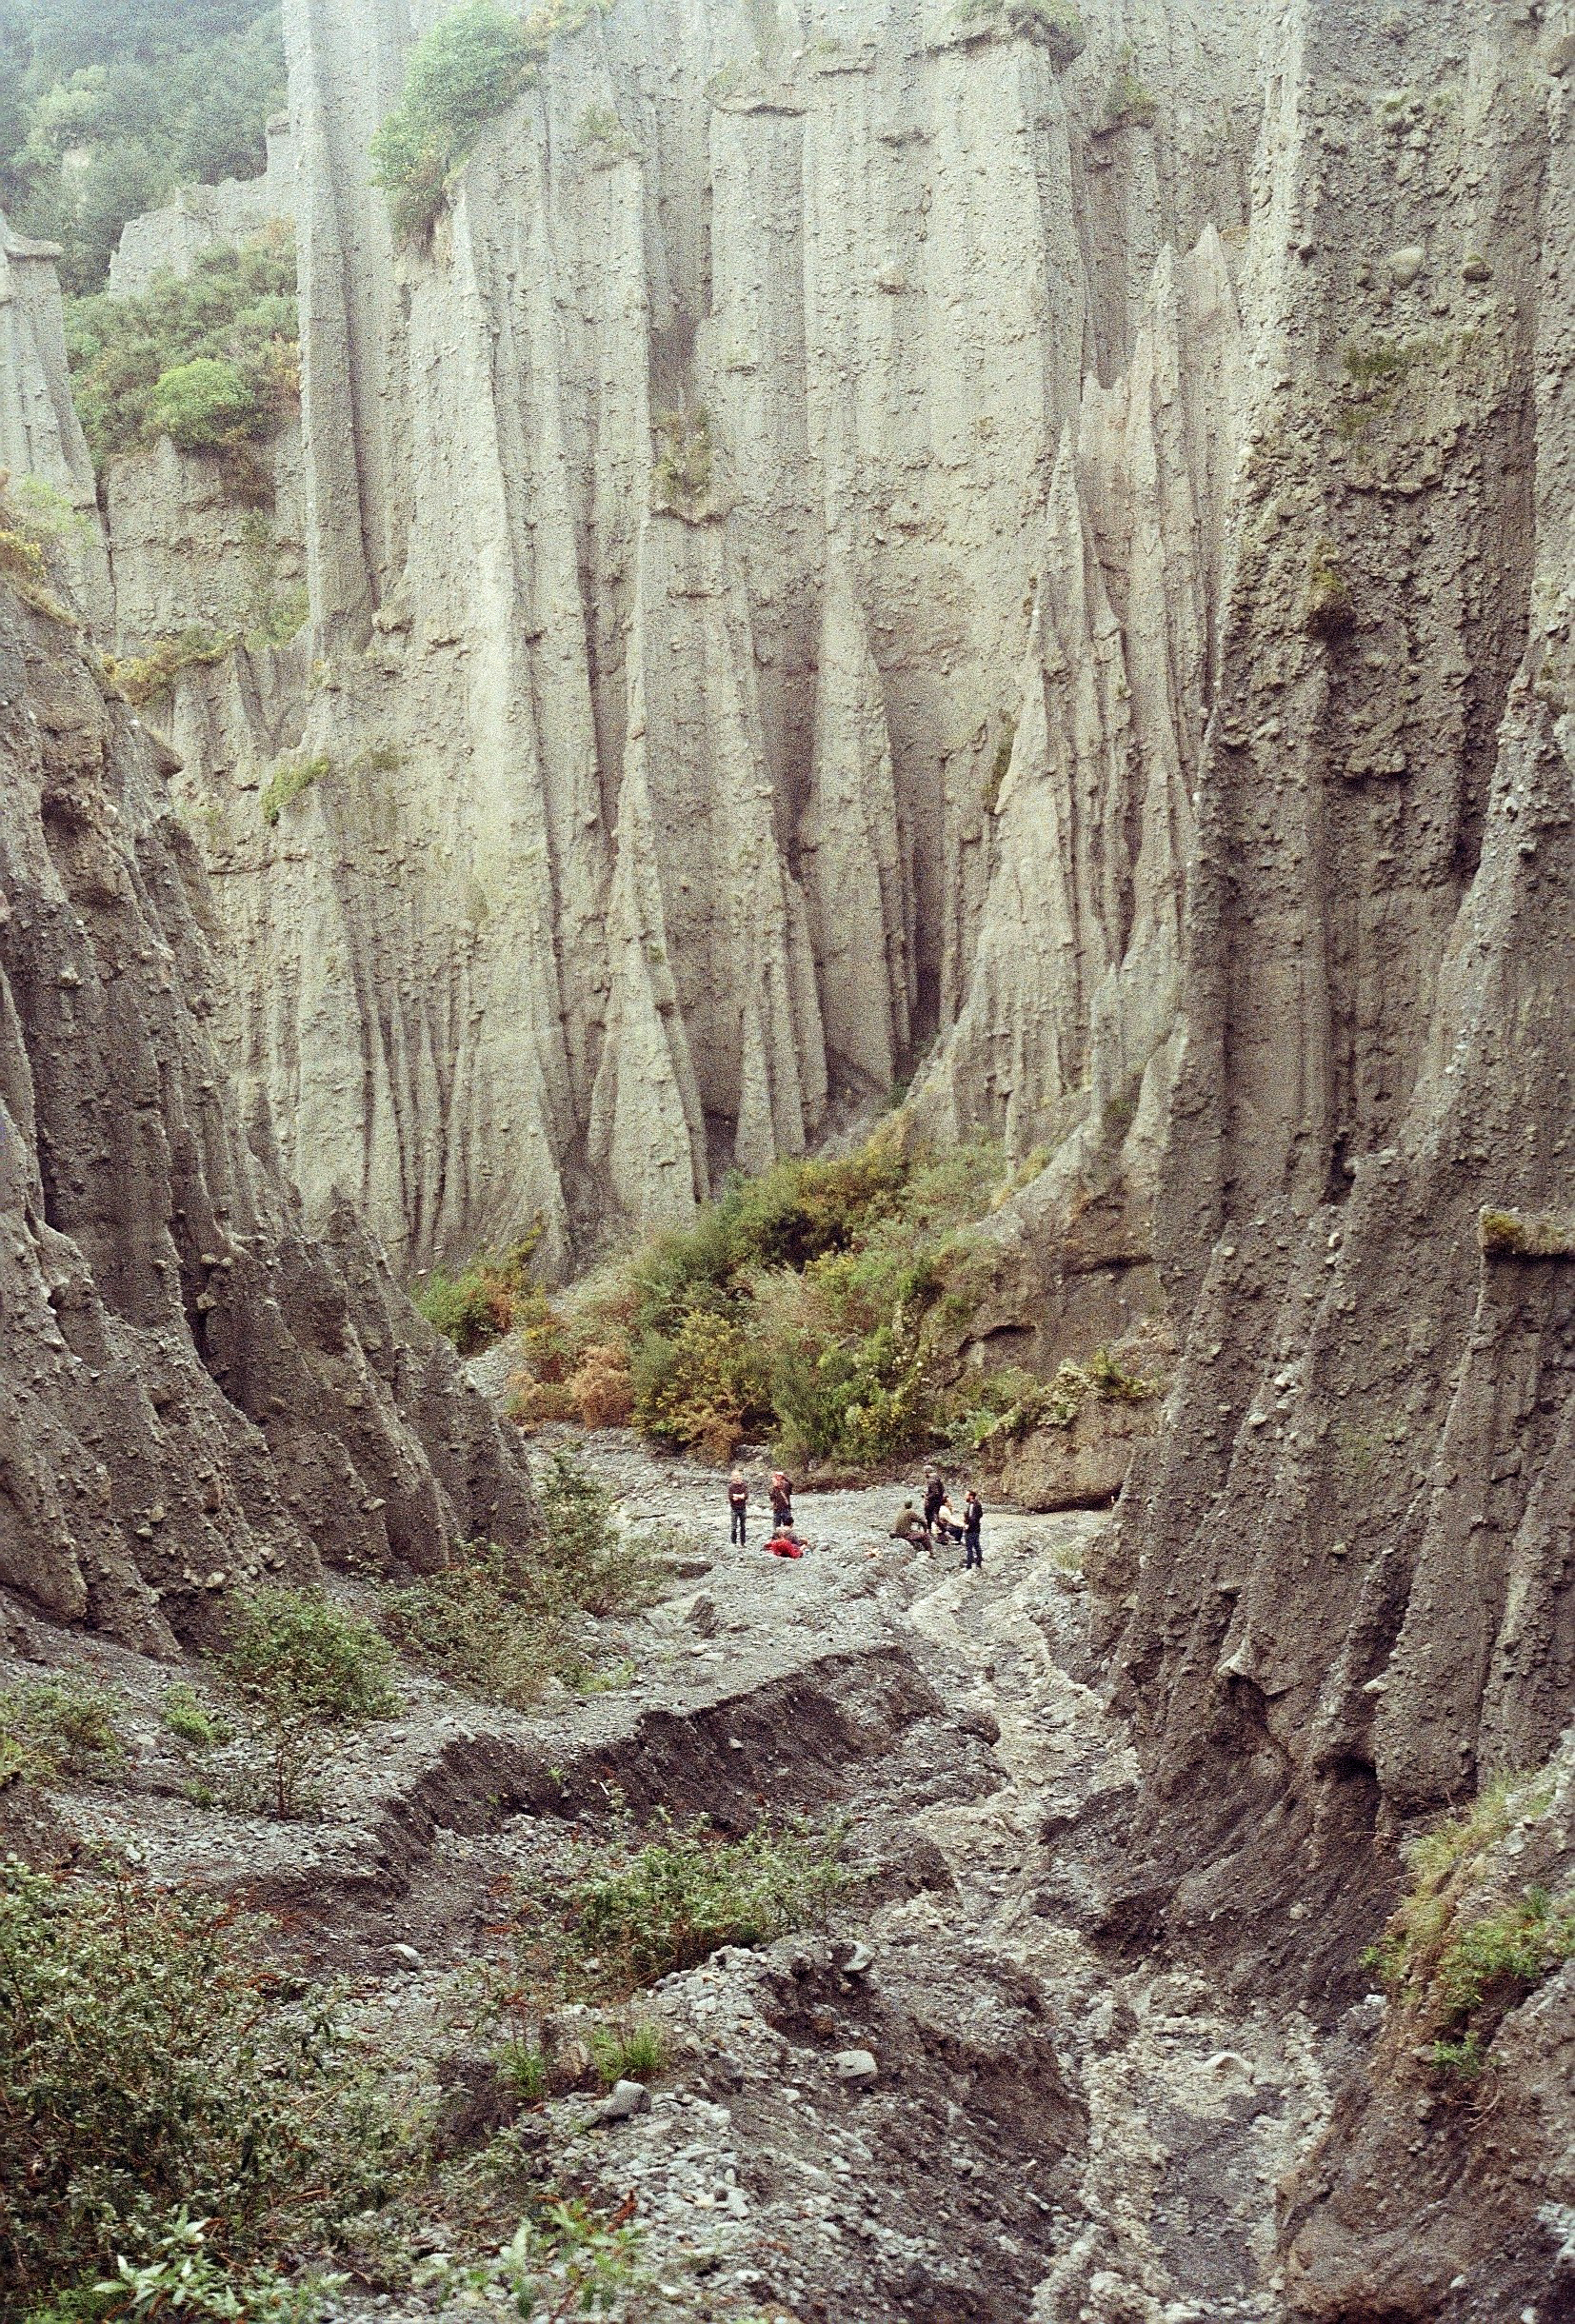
(0, 0), (285, 294)
(418, 1128), (1108, 1468)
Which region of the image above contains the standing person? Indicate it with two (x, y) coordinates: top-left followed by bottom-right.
(922, 1468), (946, 1539)
(769, 1468), (793, 1532)
(728, 1469), (748, 1546)
(963, 1487), (984, 1572)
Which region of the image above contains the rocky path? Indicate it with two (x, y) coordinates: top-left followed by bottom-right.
(14, 1430), (1352, 2322)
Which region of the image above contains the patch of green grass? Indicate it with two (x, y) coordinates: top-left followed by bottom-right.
(942, 1344), (1161, 1459)
(1363, 1774), (1570, 2080)
(105, 625), (234, 707)
(213, 1589), (398, 1817)
(0, 1861), (406, 2314)
(260, 753), (331, 827)
(1306, 543), (1355, 638)
(574, 101), (639, 163)
(1480, 1206), (1575, 1259)
(159, 1681), (227, 1751)
(1098, 47), (1159, 132)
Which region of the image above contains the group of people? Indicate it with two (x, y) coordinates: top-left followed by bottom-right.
(892, 1468), (986, 1570)
(726, 1462), (986, 1571)
(728, 1465), (805, 1558)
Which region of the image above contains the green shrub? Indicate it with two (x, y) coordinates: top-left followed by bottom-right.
(370, 0), (535, 242)
(147, 354), (256, 448)
(260, 753), (330, 826)
(509, 1811), (848, 2000)
(214, 1589), (398, 1817)
(382, 1451), (652, 1706)
(63, 230), (298, 471)
(0, 1677), (125, 1780)
(415, 1228), (545, 1354)
(159, 1681), (224, 1750)
(0, 1860), (402, 2310)
(493, 2198), (647, 2315)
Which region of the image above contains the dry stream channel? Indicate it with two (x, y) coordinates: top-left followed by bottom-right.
(57, 1432), (1360, 2324)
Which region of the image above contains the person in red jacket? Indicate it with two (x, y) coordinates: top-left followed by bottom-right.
(765, 1525), (804, 1559)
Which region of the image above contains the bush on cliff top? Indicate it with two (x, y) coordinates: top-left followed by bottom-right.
(370, 0), (615, 243)
(63, 227), (298, 471)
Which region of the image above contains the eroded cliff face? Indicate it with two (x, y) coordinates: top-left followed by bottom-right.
(107, 0), (1277, 1272)
(0, 579), (535, 1655)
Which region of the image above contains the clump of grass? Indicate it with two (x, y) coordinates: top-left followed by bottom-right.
(506, 1809), (848, 2007)
(651, 407), (712, 518)
(213, 1589), (398, 1817)
(105, 625), (235, 706)
(588, 2016), (668, 2087)
(575, 101), (639, 164)
(381, 1449), (654, 1708)
(1480, 1206), (1575, 1259)
(0, 1861), (406, 2314)
(160, 1681), (228, 1751)
(261, 753), (331, 827)
(0, 1676), (125, 1781)
(1363, 1773), (1571, 2082)
(1096, 45), (1159, 132)
(1306, 543), (1355, 638)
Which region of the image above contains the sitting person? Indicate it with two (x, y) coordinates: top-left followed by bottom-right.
(890, 1501), (928, 1544)
(932, 1496), (962, 1544)
(765, 1525), (805, 1559)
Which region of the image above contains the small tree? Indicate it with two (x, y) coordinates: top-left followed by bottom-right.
(369, 0), (534, 240)
(216, 1589), (397, 1817)
(149, 355), (259, 449)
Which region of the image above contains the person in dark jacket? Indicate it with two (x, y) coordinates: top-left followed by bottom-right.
(963, 1487), (984, 1572)
(922, 1469), (946, 1539)
(769, 1469), (793, 1530)
(728, 1469), (748, 1546)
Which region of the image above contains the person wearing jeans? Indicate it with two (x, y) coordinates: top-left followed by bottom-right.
(963, 1488), (984, 1571)
(728, 1470), (748, 1546)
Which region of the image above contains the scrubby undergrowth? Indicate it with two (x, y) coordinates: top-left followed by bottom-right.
(422, 1127), (1144, 1471)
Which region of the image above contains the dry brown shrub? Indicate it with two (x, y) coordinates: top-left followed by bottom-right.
(570, 1341), (634, 1428)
